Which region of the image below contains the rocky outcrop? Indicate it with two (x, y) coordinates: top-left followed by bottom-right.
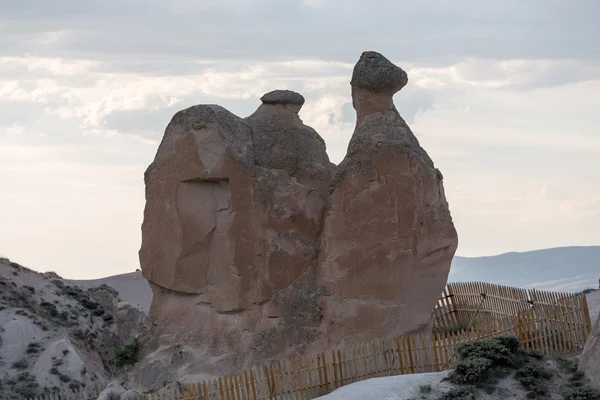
(137, 51), (457, 385)
(580, 311), (600, 389)
(315, 52), (458, 345)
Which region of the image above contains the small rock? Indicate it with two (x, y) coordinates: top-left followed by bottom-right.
(260, 89), (305, 106)
(350, 51), (408, 94)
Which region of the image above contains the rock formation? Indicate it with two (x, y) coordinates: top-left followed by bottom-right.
(580, 310), (600, 389)
(315, 51), (458, 345)
(137, 51), (458, 386)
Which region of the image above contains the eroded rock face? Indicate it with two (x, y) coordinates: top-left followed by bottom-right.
(315, 52), (458, 345)
(137, 51), (457, 383)
(580, 312), (600, 389)
(140, 99), (332, 315)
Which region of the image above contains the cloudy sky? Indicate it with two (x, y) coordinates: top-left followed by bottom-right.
(1, 0), (599, 279)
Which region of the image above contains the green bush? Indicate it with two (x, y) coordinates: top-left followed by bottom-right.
(449, 357), (492, 385)
(524, 349), (544, 360)
(113, 339), (140, 367)
(515, 362), (552, 398)
(443, 336), (560, 399)
(456, 337), (516, 366)
(447, 336), (523, 388)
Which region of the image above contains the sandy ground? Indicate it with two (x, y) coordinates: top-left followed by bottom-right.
(319, 372), (452, 400)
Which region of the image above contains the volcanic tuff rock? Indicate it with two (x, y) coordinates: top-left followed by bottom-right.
(580, 309), (600, 389)
(137, 51), (458, 385)
(315, 51), (458, 344)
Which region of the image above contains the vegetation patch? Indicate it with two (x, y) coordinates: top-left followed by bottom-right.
(11, 358), (29, 370)
(26, 342), (41, 354)
(113, 339), (140, 367)
(441, 336), (547, 399)
(439, 337), (600, 400)
(562, 387), (600, 400)
(440, 386), (475, 400)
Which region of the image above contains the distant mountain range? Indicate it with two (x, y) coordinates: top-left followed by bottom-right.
(448, 245), (600, 292)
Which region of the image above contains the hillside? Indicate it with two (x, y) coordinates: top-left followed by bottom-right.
(0, 257), (145, 399)
(68, 272), (151, 314)
(449, 246), (600, 292)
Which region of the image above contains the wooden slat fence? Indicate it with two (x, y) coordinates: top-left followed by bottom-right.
(433, 282), (593, 354)
(31, 283), (593, 400)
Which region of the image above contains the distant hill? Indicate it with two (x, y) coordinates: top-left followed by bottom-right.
(448, 245), (600, 292)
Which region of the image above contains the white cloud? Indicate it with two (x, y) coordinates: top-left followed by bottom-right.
(1, 2), (600, 277)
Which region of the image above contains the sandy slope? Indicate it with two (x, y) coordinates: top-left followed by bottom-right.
(0, 258), (146, 399)
(0, 259), (112, 398)
(69, 271), (152, 313)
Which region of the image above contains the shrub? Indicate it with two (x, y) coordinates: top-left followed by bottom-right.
(72, 328), (95, 345)
(44, 271), (63, 279)
(524, 349), (544, 360)
(440, 386), (475, 400)
(80, 298), (99, 310)
(444, 336), (558, 399)
(456, 337), (515, 366)
(113, 339), (140, 367)
(420, 384), (432, 394)
(92, 308), (105, 317)
(26, 342), (41, 354)
(52, 279), (65, 289)
(14, 381), (40, 399)
(449, 357), (492, 385)
(447, 336), (523, 388)
(105, 392), (122, 400)
(23, 285), (35, 294)
(12, 359), (28, 370)
(563, 387), (600, 400)
(493, 336), (521, 354)
(40, 301), (59, 317)
(515, 362), (552, 398)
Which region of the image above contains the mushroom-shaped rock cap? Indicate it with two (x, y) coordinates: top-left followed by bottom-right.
(260, 90), (305, 106)
(350, 51), (408, 94)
